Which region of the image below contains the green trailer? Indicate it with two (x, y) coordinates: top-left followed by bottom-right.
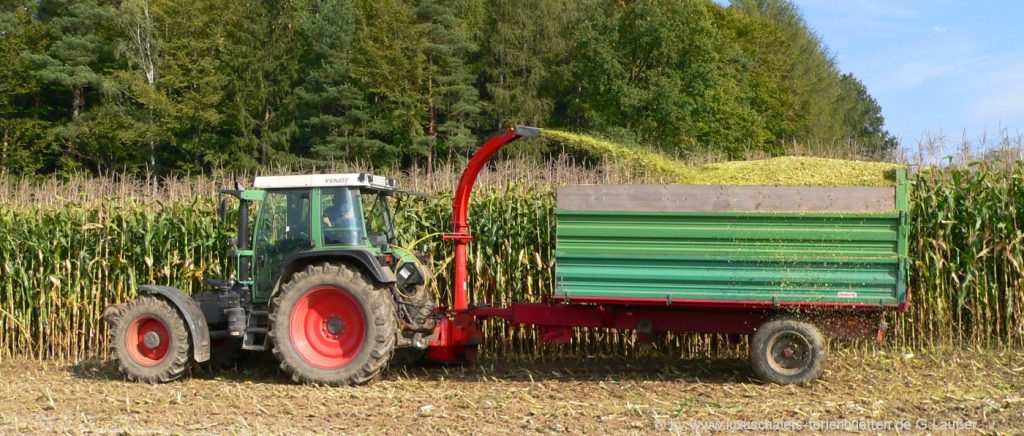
(553, 175), (909, 309)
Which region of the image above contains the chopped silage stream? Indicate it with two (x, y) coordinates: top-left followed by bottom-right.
(0, 348), (1021, 433)
(543, 130), (901, 186)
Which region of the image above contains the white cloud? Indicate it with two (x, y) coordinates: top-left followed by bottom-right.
(932, 25), (948, 32)
(887, 62), (957, 89)
(882, 55), (989, 91)
(967, 60), (1024, 123)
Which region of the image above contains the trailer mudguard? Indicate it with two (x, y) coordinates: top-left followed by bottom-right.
(139, 284), (211, 362)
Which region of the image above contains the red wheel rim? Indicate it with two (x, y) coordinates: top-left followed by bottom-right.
(289, 286), (366, 369)
(125, 316), (170, 366)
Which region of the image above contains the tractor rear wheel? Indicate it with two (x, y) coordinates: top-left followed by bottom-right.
(109, 296), (191, 383)
(270, 263), (397, 386)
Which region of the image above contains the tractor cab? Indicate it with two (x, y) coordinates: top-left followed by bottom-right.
(237, 174), (402, 302)
(105, 172), (436, 386)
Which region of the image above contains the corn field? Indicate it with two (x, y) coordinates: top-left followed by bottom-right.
(0, 199), (230, 359)
(1, 160), (1022, 361)
(898, 162), (1024, 347)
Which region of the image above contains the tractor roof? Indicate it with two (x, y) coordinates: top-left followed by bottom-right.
(252, 173), (396, 190)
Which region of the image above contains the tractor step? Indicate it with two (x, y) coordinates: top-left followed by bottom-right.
(242, 306), (270, 350)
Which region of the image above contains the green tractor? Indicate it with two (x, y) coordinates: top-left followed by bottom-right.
(103, 173), (437, 385)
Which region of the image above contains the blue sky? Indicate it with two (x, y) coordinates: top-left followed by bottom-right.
(721, 1), (1024, 152)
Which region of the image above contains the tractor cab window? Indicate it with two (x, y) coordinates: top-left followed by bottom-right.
(321, 187), (366, 245)
(361, 189), (395, 247)
(253, 190), (311, 298)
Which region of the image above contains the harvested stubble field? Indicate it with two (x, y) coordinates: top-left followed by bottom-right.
(0, 347), (1021, 434)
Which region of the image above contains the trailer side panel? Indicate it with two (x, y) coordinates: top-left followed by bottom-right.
(554, 180), (909, 308)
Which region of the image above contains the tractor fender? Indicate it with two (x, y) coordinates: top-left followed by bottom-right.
(282, 249), (397, 284)
(138, 284), (211, 363)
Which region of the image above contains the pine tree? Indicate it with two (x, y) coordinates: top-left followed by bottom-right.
(480, 0), (576, 130)
(22, 0), (116, 172)
(294, 0), (386, 165)
(415, 0), (480, 168)
(0, 2), (55, 174)
(349, 0), (423, 165)
(219, 0), (303, 167)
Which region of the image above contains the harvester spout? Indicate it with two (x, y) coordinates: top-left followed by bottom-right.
(445, 126), (541, 311)
(514, 125), (541, 138)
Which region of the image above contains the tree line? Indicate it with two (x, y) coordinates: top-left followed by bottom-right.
(0, 0), (896, 176)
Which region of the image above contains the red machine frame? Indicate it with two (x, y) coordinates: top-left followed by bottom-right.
(426, 126), (898, 362)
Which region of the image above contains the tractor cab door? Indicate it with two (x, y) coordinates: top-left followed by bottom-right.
(320, 187), (367, 246)
(319, 187), (394, 248)
(252, 189), (312, 301)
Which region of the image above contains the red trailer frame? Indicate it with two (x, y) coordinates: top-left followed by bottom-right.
(426, 126), (898, 362)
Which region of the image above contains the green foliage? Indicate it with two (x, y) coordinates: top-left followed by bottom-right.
(294, 0), (380, 165)
(0, 4), (55, 174)
(903, 163), (1024, 346)
(480, 0), (575, 129)
(730, 0), (895, 155)
(568, 0), (770, 156)
(415, 0), (481, 167)
(0, 0), (897, 176)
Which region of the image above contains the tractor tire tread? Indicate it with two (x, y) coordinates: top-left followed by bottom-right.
(109, 295), (191, 384)
(270, 262), (396, 386)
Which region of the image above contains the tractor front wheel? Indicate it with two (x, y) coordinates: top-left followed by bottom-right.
(270, 263), (396, 386)
(109, 296), (191, 383)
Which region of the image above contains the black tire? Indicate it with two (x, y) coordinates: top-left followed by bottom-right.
(270, 263), (397, 386)
(750, 319), (826, 386)
(109, 295), (191, 384)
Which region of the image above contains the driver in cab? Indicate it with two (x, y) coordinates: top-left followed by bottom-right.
(322, 201), (358, 244)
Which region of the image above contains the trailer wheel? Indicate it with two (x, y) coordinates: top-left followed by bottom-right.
(270, 263), (397, 386)
(109, 296), (192, 384)
(750, 319), (826, 386)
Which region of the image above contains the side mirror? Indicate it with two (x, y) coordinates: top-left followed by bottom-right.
(218, 197), (229, 223)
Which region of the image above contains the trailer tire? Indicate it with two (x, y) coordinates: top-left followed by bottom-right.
(109, 296), (192, 384)
(750, 319), (826, 386)
(270, 263), (396, 386)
